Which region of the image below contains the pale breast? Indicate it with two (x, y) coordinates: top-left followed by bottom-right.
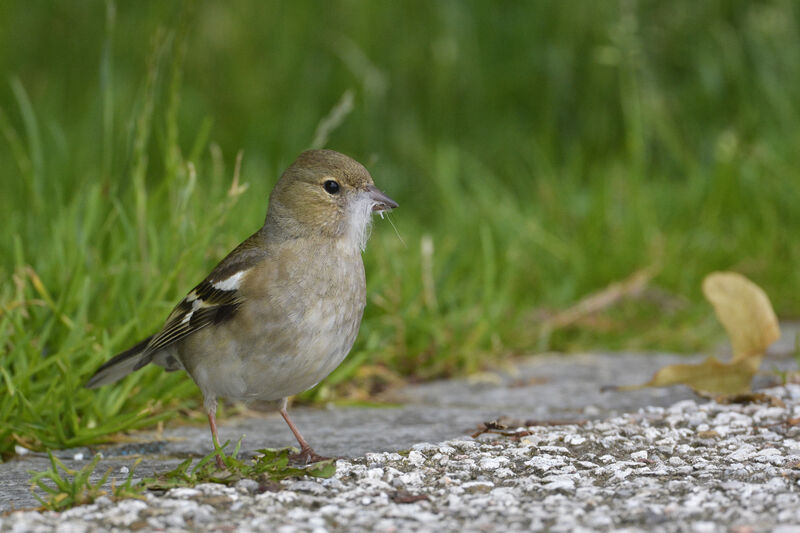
(179, 238), (367, 402)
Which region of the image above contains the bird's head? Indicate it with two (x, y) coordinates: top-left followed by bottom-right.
(265, 149), (397, 250)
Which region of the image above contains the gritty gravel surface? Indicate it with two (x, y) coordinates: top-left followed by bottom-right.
(4, 384), (800, 532)
(2, 350), (708, 513)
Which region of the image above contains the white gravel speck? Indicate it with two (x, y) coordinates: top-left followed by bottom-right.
(406, 450), (425, 466)
(728, 444), (757, 461)
(525, 453), (566, 472)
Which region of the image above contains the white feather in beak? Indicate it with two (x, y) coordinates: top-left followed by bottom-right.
(345, 186), (398, 251)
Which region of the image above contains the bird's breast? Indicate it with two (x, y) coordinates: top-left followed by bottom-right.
(179, 239), (368, 402)
(239, 244), (366, 399)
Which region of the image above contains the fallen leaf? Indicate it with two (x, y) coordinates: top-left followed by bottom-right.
(702, 271), (780, 367)
(619, 271), (780, 395)
(617, 356), (755, 394)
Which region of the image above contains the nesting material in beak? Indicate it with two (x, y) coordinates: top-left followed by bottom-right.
(367, 185), (398, 212)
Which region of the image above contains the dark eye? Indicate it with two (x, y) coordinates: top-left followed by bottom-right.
(323, 180), (340, 194)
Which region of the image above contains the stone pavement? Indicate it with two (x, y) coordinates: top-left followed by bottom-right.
(1, 333), (798, 531)
(1, 351), (700, 513)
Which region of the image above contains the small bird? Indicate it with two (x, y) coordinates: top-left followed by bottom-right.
(86, 149), (397, 465)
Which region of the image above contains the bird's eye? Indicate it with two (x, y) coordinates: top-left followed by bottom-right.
(323, 180), (340, 194)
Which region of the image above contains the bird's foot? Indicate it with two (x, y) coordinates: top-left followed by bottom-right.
(215, 453), (226, 470)
(289, 446), (331, 465)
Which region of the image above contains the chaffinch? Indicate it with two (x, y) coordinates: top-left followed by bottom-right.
(86, 149), (397, 465)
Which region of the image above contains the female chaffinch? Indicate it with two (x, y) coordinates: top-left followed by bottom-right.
(86, 149), (397, 466)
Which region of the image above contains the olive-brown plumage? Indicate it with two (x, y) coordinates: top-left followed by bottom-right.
(86, 149), (397, 464)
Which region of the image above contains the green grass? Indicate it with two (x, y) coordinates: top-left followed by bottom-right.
(2, 1), (800, 457)
(28, 443), (334, 511)
(29, 452), (143, 511)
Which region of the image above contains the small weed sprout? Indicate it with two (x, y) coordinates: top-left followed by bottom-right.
(28, 439), (336, 510)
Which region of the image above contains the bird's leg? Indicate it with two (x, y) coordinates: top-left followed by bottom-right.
(279, 398), (330, 464)
(206, 400), (226, 469)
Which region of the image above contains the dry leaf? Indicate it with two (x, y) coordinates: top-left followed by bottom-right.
(702, 271), (780, 366)
(619, 271), (780, 395)
(617, 356), (755, 394)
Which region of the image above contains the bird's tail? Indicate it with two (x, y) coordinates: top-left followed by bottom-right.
(84, 335), (154, 389)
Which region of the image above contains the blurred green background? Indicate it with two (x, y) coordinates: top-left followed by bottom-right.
(2, 0), (799, 455)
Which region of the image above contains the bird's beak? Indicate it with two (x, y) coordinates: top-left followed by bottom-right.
(367, 185), (398, 212)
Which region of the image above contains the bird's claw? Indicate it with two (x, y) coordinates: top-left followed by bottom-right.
(289, 446), (331, 465)
(215, 453), (226, 470)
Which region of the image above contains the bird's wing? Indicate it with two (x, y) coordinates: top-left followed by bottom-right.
(136, 277), (245, 365)
(133, 234), (268, 369)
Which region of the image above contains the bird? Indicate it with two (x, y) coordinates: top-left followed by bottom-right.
(85, 149), (397, 466)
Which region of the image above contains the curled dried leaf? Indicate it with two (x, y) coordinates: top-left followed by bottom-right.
(617, 356), (755, 394)
(618, 272), (780, 395)
(702, 271), (780, 364)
